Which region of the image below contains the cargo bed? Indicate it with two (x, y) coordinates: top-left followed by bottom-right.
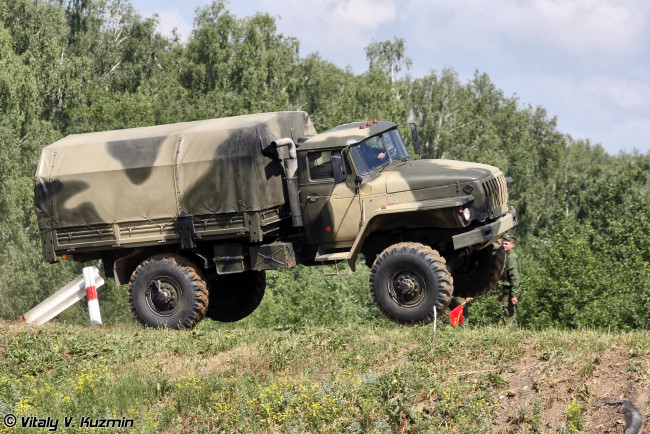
(35, 112), (315, 262)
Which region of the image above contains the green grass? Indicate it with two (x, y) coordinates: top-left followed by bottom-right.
(1, 321), (648, 433)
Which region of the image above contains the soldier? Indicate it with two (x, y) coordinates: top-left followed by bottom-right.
(497, 235), (522, 327)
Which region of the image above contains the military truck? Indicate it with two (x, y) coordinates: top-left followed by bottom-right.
(35, 111), (517, 329)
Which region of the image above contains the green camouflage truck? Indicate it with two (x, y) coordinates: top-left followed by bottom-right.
(35, 111), (517, 329)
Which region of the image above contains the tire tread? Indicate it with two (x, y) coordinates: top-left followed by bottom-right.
(369, 242), (453, 326)
(128, 254), (208, 329)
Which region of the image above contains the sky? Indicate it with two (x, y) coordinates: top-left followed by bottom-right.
(129, 0), (650, 155)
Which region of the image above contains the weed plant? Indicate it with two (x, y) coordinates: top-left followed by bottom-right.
(1, 322), (648, 432)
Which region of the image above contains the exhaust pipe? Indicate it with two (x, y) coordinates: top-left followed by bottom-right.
(273, 138), (303, 227)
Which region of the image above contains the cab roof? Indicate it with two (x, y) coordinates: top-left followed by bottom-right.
(298, 120), (397, 151)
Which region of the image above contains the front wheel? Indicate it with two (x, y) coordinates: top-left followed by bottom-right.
(128, 254), (208, 329)
(450, 240), (506, 298)
(370, 242), (453, 326)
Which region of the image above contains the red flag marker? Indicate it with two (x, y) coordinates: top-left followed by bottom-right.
(449, 303), (464, 326)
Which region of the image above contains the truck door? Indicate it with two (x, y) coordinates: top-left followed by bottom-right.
(300, 149), (360, 247)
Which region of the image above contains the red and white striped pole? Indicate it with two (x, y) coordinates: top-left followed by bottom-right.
(19, 266), (105, 325)
(82, 266), (102, 326)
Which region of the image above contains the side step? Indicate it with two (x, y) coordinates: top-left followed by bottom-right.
(314, 251), (349, 262)
(315, 249), (351, 276)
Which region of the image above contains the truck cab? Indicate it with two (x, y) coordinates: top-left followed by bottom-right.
(296, 120), (516, 325)
(298, 121), (515, 260)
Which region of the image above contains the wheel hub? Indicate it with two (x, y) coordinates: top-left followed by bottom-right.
(147, 279), (181, 315)
(155, 287), (173, 304)
(389, 271), (425, 307)
(396, 274), (417, 296)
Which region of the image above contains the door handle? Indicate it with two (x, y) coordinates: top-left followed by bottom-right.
(307, 194), (320, 203)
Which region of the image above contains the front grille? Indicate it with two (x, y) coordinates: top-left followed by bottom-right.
(482, 173), (508, 213)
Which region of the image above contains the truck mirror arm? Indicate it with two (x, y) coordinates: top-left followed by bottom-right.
(410, 124), (420, 155)
(397, 123), (421, 155)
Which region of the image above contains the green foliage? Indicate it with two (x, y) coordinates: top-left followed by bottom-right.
(182, 1), (299, 117)
(294, 54), (358, 130)
(63, 89), (155, 133)
(236, 263), (384, 329)
(520, 161), (650, 330)
(0, 0), (648, 331)
(365, 37), (412, 82)
(1, 323), (647, 432)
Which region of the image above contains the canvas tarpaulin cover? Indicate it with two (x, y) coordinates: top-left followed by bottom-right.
(35, 111), (316, 230)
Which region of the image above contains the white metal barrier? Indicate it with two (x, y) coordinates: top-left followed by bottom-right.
(19, 266), (104, 325)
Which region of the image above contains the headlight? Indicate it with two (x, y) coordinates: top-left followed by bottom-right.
(458, 206), (471, 222)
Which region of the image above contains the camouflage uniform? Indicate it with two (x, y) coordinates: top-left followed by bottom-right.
(499, 248), (522, 327)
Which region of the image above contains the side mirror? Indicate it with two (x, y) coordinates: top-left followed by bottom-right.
(410, 124), (421, 155)
(330, 154), (346, 184)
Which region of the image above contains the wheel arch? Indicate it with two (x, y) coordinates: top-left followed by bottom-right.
(347, 199), (470, 271)
(112, 248), (207, 286)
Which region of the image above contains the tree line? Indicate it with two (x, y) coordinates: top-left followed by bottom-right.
(0, 0), (648, 330)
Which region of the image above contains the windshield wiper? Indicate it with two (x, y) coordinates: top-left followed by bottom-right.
(376, 160), (392, 173)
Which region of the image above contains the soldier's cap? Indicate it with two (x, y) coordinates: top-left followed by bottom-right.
(503, 234), (517, 243)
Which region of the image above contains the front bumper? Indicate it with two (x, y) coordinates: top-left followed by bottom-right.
(452, 207), (517, 250)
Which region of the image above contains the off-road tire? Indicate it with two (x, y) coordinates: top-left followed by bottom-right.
(370, 242), (453, 326)
(451, 240), (506, 298)
(128, 254), (208, 329)
(206, 271), (266, 322)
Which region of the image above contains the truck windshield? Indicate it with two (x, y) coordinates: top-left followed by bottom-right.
(351, 129), (410, 174)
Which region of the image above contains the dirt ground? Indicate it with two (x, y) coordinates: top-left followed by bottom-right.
(494, 345), (649, 433)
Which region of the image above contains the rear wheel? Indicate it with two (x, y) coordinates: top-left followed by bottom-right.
(450, 240), (506, 298)
(206, 271), (266, 322)
(128, 255), (208, 329)
(370, 242), (453, 326)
